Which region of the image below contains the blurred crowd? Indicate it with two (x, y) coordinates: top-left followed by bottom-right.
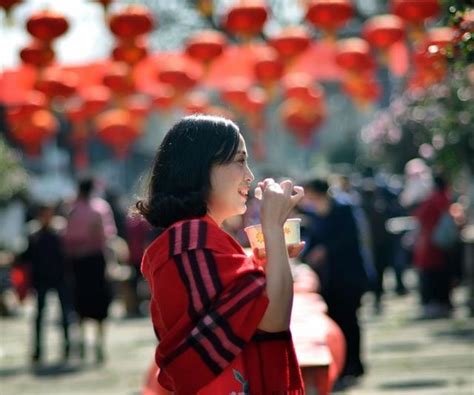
(0, 159), (471, 385)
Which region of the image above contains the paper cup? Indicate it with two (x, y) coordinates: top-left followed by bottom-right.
(244, 218), (301, 258)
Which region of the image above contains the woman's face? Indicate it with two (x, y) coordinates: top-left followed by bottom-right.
(208, 134), (254, 225)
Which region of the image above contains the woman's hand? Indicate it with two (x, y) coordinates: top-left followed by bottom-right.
(252, 241), (305, 262)
(259, 178), (304, 229)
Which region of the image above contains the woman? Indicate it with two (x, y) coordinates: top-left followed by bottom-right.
(136, 115), (305, 394)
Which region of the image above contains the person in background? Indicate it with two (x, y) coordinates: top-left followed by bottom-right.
(124, 214), (153, 316)
(301, 178), (368, 383)
(64, 177), (117, 363)
(332, 174), (377, 307)
(19, 204), (71, 364)
(135, 115), (305, 394)
(413, 174), (453, 318)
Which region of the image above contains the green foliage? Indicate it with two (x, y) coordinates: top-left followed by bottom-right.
(0, 136), (29, 204)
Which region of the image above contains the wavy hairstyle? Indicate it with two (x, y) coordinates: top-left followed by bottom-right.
(135, 115), (240, 228)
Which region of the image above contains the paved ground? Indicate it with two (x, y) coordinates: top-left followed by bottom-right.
(1, 269), (473, 395)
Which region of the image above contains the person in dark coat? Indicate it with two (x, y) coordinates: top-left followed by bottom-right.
(300, 178), (368, 381)
(20, 204), (71, 364)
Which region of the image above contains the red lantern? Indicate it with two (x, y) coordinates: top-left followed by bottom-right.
(150, 85), (176, 111)
(10, 109), (58, 154)
(242, 86), (267, 114)
(342, 77), (381, 108)
(281, 98), (325, 145)
(335, 38), (375, 73)
(126, 95), (151, 119)
(391, 0), (440, 25)
(7, 91), (47, 125)
(0, 0), (22, 12)
(20, 40), (55, 68)
(95, 109), (140, 155)
(80, 85), (111, 116)
(112, 38), (148, 66)
(102, 63), (135, 95)
(284, 77), (325, 107)
(183, 91), (210, 114)
(185, 30), (227, 64)
(220, 81), (248, 109)
(109, 5), (154, 40)
(254, 47), (284, 85)
(223, 0), (268, 38)
(158, 63), (199, 92)
(269, 26), (311, 58)
(363, 14), (405, 50)
(413, 46), (446, 84)
(0, 0), (23, 19)
(26, 10), (69, 42)
(305, 0), (354, 34)
(36, 70), (78, 100)
(423, 27), (456, 52)
(65, 101), (88, 123)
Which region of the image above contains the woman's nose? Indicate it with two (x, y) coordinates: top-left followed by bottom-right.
(245, 167), (255, 183)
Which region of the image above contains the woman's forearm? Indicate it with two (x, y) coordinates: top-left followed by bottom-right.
(257, 227), (293, 332)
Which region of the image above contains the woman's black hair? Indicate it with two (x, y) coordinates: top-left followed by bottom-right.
(135, 114), (241, 228)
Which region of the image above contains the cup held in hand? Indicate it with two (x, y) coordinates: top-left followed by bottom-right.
(244, 218), (301, 259)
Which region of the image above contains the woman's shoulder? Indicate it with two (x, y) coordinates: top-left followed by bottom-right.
(146, 217), (235, 257)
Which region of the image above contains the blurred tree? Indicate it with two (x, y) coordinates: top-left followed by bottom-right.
(0, 136), (29, 206)
(362, 1), (474, 176)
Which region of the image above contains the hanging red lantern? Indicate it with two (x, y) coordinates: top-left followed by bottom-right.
(158, 63), (199, 93)
(281, 98), (325, 145)
(223, 0), (268, 38)
(342, 77), (381, 108)
(363, 14), (405, 51)
(35, 70), (78, 100)
(269, 26), (311, 59)
(305, 0), (354, 35)
(220, 80), (249, 109)
(20, 40), (55, 68)
(413, 46), (446, 84)
(10, 109), (58, 154)
(335, 38), (376, 73)
(254, 47), (284, 85)
(109, 5), (154, 41)
(65, 100), (88, 123)
(391, 0), (440, 25)
(239, 86), (267, 115)
(183, 91), (210, 114)
(80, 85), (111, 116)
(26, 10), (69, 42)
(185, 30), (227, 64)
(150, 85), (176, 111)
(95, 109), (140, 155)
(126, 95), (151, 119)
(7, 91), (47, 125)
(284, 77), (325, 107)
(423, 27), (456, 53)
(1, 0), (23, 20)
(112, 38), (148, 66)
(102, 63), (135, 95)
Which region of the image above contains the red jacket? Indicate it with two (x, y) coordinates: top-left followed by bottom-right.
(141, 215), (304, 395)
(413, 189), (450, 270)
